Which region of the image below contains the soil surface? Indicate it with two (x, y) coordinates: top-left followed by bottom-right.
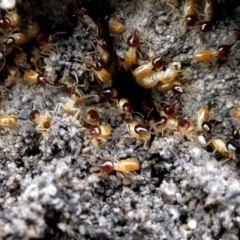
(0, 0), (240, 239)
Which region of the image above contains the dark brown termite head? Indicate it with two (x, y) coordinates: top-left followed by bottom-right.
(155, 116), (167, 128)
(37, 74), (49, 86)
(232, 127), (240, 140)
(98, 38), (110, 50)
(99, 160), (114, 174)
(200, 21), (212, 32)
(86, 108), (99, 124)
(202, 121), (212, 135)
(0, 16), (10, 29)
(134, 123), (149, 136)
(89, 125), (101, 138)
(101, 87), (118, 99)
(5, 37), (15, 48)
(152, 55), (163, 69)
(122, 102), (133, 115)
(185, 14), (197, 27)
(91, 57), (104, 71)
(127, 31), (140, 47)
(217, 43), (235, 57)
(29, 110), (40, 123)
(163, 104), (175, 116)
(172, 85), (186, 94)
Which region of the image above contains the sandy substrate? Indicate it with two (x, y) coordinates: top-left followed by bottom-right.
(0, 0), (240, 239)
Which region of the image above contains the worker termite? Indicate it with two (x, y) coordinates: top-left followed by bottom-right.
(101, 87), (118, 100)
(109, 20), (124, 34)
(177, 119), (195, 138)
(155, 81), (178, 92)
(124, 31), (140, 69)
(117, 98), (133, 118)
(206, 138), (236, 160)
(161, 62), (181, 83)
(95, 38), (111, 64)
(23, 70), (50, 86)
(200, 0), (213, 32)
(54, 98), (80, 118)
(61, 80), (87, 104)
(149, 116), (179, 135)
(0, 32), (26, 47)
(29, 110), (52, 133)
(197, 106), (212, 135)
(135, 70), (164, 89)
(122, 121), (151, 148)
(132, 55), (163, 79)
(135, 62), (181, 89)
(91, 57), (111, 83)
(193, 43), (235, 62)
(0, 114), (17, 127)
(149, 116), (168, 135)
(88, 125), (111, 144)
(82, 107), (100, 125)
(56, 89), (99, 117)
(99, 158), (139, 174)
(85, 124), (112, 155)
(9, 32), (26, 45)
(62, 81), (78, 96)
(183, 0), (197, 28)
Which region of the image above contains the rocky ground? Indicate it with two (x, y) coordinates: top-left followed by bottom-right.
(0, 0), (240, 239)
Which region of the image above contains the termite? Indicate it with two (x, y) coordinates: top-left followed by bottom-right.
(200, 0), (214, 32)
(132, 55), (163, 79)
(124, 31), (140, 69)
(197, 106), (212, 135)
(183, 0), (197, 28)
(193, 43), (235, 62)
(91, 57), (111, 83)
(99, 158), (139, 174)
(0, 114), (17, 127)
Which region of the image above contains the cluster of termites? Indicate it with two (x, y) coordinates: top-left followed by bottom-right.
(182, 0), (239, 62)
(0, 0), (239, 176)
